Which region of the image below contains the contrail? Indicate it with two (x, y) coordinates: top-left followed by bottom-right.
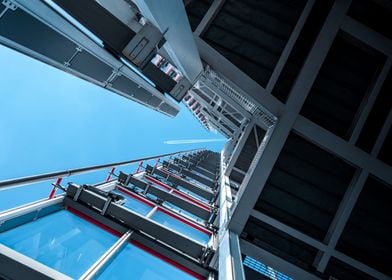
(164, 138), (227, 145)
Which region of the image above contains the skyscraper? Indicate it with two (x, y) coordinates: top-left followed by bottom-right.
(0, 0), (391, 279)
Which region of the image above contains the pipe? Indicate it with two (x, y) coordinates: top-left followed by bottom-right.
(0, 149), (203, 189)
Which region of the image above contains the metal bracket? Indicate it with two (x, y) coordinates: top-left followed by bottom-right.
(169, 77), (191, 102)
(104, 68), (120, 88)
(63, 46), (83, 69)
(73, 185), (84, 202)
(101, 197), (112, 215)
(2, 0), (17, 10)
(200, 247), (214, 266)
(142, 182), (151, 195)
(0, 0), (17, 19)
(122, 22), (163, 68)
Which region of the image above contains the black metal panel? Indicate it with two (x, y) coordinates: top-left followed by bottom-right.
(143, 185), (211, 220)
(145, 166), (167, 178)
(183, 155), (198, 165)
(182, 169), (215, 188)
(70, 51), (112, 82)
(378, 126), (391, 166)
(191, 165), (216, 180)
(336, 176), (392, 276)
(184, 0), (213, 31)
(175, 158), (191, 169)
(234, 128), (258, 172)
(111, 75), (152, 102)
(146, 95), (162, 107)
(121, 170), (211, 220)
(142, 62), (176, 93)
(356, 68), (392, 153)
(324, 257), (377, 280)
(203, 0), (306, 87)
(229, 169), (245, 185)
(0, 8), (76, 63)
(0, 4), (6, 15)
(198, 160), (218, 173)
(242, 217), (318, 271)
(348, 0), (392, 40)
(255, 133), (356, 240)
(127, 175), (148, 190)
(301, 32), (385, 140)
(53, 0), (135, 52)
(164, 160), (182, 172)
(159, 102), (179, 116)
(272, 0), (334, 102)
(0, 254), (55, 280)
(166, 174), (214, 201)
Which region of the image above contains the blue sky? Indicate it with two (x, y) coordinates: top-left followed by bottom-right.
(0, 45), (225, 209)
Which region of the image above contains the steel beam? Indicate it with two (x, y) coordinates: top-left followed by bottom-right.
(195, 36), (284, 117)
(313, 171), (368, 272)
(372, 110), (392, 157)
(251, 210), (328, 251)
(349, 58), (392, 144)
(229, 0), (352, 234)
(7, 0), (180, 116)
(240, 240), (321, 280)
(224, 121), (254, 177)
(266, 0), (315, 93)
(218, 150), (245, 280)
(294, 116), (392, 185)
(194, 0), (225, 37)
(341, 16), (392, 57)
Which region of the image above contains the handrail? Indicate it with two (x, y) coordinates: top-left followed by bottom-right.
(0, 149), (203, 189)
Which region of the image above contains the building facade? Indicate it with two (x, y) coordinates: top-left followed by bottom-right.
(0, 0), (391, 279)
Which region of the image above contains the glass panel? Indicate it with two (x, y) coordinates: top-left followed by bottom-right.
(97, 243), (197, 280)
(112, 190), (153, 216)
(177, 186), (210, 204)
(0, 181), (56, 212)
(0, 210), (117, 278)
(150, 210), (210, 245)
(243, 256), (293, 280)
(163, 202), (204, 223)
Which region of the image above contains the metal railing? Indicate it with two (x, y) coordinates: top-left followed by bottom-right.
(0, 149), (203, 190)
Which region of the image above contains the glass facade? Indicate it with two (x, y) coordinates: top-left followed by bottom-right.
(150, 210), (210, 245)
(243, 256), (293, 280)
(0, 151), (218, 279)
(97, 243), (197, 280)
(0, 210), (117, 278)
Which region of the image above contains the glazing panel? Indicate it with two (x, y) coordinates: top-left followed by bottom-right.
(113, 190), (153, 216)
(98, 243), (197, 280)
(151, 210), (210, 245)
(0, 210), (117, 278)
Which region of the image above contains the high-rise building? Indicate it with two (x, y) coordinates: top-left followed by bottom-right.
(0, 0), (391, 279)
